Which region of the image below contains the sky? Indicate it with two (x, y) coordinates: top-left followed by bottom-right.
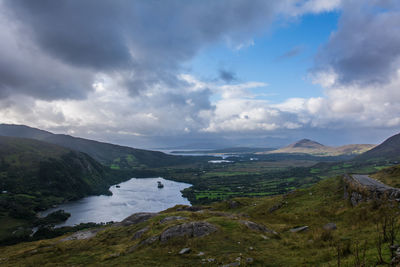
(0, 0), (400, 149)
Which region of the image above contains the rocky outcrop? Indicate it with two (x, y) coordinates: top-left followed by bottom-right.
(159, 216), (187, 224)
(60, 229), (102, 242)
(160, 221), (218, 242)
(114, 212), (157, 227)
(290, 226), (309, 233)
(343, 174), (400, 206)
(132, 227), (149, 240)
(239, 220), (278, 235)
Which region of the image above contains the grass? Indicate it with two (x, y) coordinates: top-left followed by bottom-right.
(1, 175), (399, 266)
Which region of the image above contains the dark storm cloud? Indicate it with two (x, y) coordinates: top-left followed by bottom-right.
(314, 0), (400, 85)
(219, 69), (237, 83)
(1, 0), (283, 100)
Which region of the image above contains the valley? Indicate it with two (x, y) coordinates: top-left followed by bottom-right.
(0, 124), (400, 266)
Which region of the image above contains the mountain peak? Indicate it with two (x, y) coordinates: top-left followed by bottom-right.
(289, 139), (325, 149)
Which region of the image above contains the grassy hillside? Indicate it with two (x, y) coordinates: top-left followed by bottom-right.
(0, 136), (131, 244)
(1, 176), (399, 266)
(0, 124), (210, 170)
(0, 136), (112, 198)
(372, 164), (400, 188)
(355, 132), (400, 163)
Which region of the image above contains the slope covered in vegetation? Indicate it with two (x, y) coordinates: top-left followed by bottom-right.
(0, 124), (210, 169)
(355, 132), (400, 163)
(1, 174), (399, 266)
(0, 136), (129, 244)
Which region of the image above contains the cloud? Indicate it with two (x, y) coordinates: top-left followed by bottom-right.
(1, 0), (290, 100)
(313, 0), (400, 86)
(1, 0), (399, 147)
(219, 69), (237, 83)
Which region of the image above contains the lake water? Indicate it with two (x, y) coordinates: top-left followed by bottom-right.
(40, 177), (191, 227)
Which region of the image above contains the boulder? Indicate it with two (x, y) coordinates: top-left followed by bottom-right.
(290, 226), (309, 233)
(239, 220), (278, 235)
(60, 229), (102, 242)
(160, 221), (217, 242)
(179, 248), (191, 254)
(132, 227), (149, 240)
(114, 212), (157, 227)
(323, 223), (337, 231)
(160, 216), (187, 224)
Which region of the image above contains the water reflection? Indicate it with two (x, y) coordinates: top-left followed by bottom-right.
(41, 177), (191, 227)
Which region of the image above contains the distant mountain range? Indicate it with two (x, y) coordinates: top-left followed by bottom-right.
(0, 124), (208, 170)
(258, 139), (375, 156)
(170, 147), (275, 155)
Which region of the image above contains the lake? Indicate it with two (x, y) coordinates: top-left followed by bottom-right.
(40, 177), (191, 227)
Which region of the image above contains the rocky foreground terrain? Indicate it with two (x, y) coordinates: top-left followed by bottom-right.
(2, 167), (400, 266)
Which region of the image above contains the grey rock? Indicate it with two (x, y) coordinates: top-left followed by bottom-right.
(60, 229), (102, 242)
(179, 248), (191, 254)
(290, 226), (309, 233)
(114, 212), (157, 227)
(239, 220), (278, 235)
(197, 252), (205, 256)
(160, 216), (187, 224)
(390, 244), (400, 250)
(132, 227), (149, 240)
(160, 221), (218, 242)
(350, 192), (363, 206)
(323, 223), (337, 231)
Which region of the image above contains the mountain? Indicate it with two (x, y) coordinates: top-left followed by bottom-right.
(0, 136), (130, 244)
(354, 132), (400, 162)
(0, 124), (206, 169)
(0, 136), (112, 199)
(259, 138), (375, 156)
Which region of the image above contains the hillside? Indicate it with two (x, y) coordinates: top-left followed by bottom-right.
(0, 124), (207, 169)
(372, 164), (400, 188)
(0, 136), (126, 244)
(354, 132), (400, 163)
(260, 139), (374, 156)
(1, 175), (399, 266)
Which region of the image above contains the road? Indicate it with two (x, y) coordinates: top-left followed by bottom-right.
(352, 174), (394, 190)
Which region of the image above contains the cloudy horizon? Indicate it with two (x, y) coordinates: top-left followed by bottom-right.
(1, 0), (400, 149)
